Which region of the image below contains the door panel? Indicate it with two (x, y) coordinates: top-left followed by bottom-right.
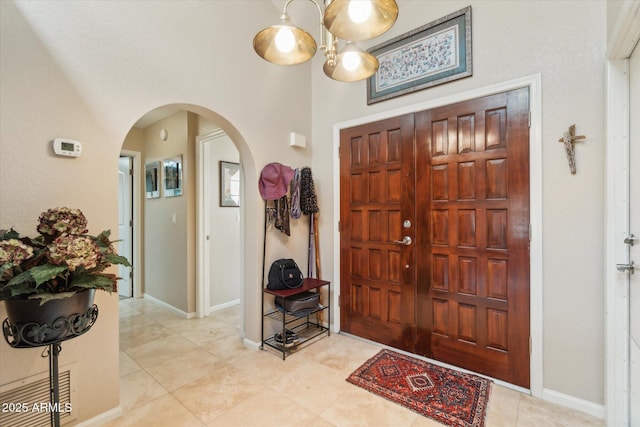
(340, 114), (416, 352)
(415, 88), (530, 387)
(339, 88), (530, 387)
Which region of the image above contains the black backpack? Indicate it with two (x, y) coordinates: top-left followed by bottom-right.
(267, 258), (303, 290)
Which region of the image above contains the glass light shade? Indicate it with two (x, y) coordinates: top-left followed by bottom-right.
(323, 43), (379, 82)
(348, 0), (373, 24)
(324, 0), (399, 41)
(253, 14), (317, 65)
(275, 27), (296, 53)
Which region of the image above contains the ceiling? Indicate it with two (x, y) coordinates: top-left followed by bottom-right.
(133, 0), (383, 129)
(133, 2), (283, 130)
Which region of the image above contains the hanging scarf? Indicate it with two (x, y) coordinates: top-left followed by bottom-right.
(300, 167), (319, 215)
(274, 195), (290, 236)
(290, 168), (301, 219)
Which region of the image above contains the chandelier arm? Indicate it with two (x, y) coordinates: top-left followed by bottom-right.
(282, 0), (328, 52)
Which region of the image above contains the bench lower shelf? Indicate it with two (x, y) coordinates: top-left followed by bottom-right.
(261, 321), (329, 359)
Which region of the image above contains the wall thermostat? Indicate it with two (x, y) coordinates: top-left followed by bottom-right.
(52, 138), (82, 157)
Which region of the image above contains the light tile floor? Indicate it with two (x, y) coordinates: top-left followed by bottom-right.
(105, 298), (604, 427)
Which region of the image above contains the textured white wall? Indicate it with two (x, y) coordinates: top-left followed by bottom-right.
(0, 2), (122, 420)
(143, 111), (191, 312)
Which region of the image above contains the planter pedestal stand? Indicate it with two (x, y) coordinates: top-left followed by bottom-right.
(2, 304), (99, 427)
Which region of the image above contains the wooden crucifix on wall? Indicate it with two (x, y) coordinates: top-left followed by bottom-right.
(558, 124), (586, 174)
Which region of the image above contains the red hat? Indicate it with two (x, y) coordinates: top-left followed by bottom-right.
(259, 162), (295, 200)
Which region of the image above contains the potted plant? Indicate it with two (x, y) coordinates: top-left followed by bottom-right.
(0, 207), (130, 343)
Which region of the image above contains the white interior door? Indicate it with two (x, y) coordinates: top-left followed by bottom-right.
(118, 156), (133, 298)
(629, 42), (639, 427)
(196, 130), (241, 317)
(205, 133), (241, 311)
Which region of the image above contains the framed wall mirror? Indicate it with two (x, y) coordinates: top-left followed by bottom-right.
(220, 161), (240, 207)
(163, 155), (183, 197)
(145, 161), (160, 199)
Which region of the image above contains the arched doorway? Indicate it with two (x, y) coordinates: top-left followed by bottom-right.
(119, 104), (254, 327)
(115, 104), (262, 414)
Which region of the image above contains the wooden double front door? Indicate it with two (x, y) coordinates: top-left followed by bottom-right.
(339, 88), (530, 387)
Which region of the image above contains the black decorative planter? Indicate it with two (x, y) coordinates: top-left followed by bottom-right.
(2, 289), (98, 348)
(2, 290), (99, 427)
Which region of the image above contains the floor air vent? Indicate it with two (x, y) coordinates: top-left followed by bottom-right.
(0, 364), (76, 427)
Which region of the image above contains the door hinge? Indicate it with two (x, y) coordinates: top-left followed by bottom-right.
(129, 220), (133, 227)
(528, 111), (531, 127)
(338, 294), (341, 306)
(624, 234), (635, 246)
(129, 270), (133, 279)
(129, 168), (134, 176)
(338, 220), (341, 232)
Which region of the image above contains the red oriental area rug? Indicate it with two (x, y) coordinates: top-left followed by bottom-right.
(346, 349), (492, 426)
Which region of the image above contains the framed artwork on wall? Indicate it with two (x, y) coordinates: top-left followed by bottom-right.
(220, 161), (240, 207)
(367, 6), (472, 105)
(145, 161), (160, 199)
(163, 155), (183, 197)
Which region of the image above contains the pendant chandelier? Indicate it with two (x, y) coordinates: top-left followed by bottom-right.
(253, 0), (399, 82)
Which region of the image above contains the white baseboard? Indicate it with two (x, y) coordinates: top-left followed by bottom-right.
(74, 405), (123, 426)
(143, 293), (195, 318)
(243, 337), (261, 350)
(542, 388), (605, 419)
(210, 299), (240, 313)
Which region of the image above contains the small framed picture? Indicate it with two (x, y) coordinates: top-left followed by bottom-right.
(145, 161), (160, 199)
(220, 161), (240, 207)
(163, 155), (183, 197)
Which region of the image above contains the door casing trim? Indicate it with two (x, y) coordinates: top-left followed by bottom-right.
(605, 57), (631, 427)
(120, 149), (142, 299)
(332, 73), (543, 397)
(605, 3), (640, 424)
